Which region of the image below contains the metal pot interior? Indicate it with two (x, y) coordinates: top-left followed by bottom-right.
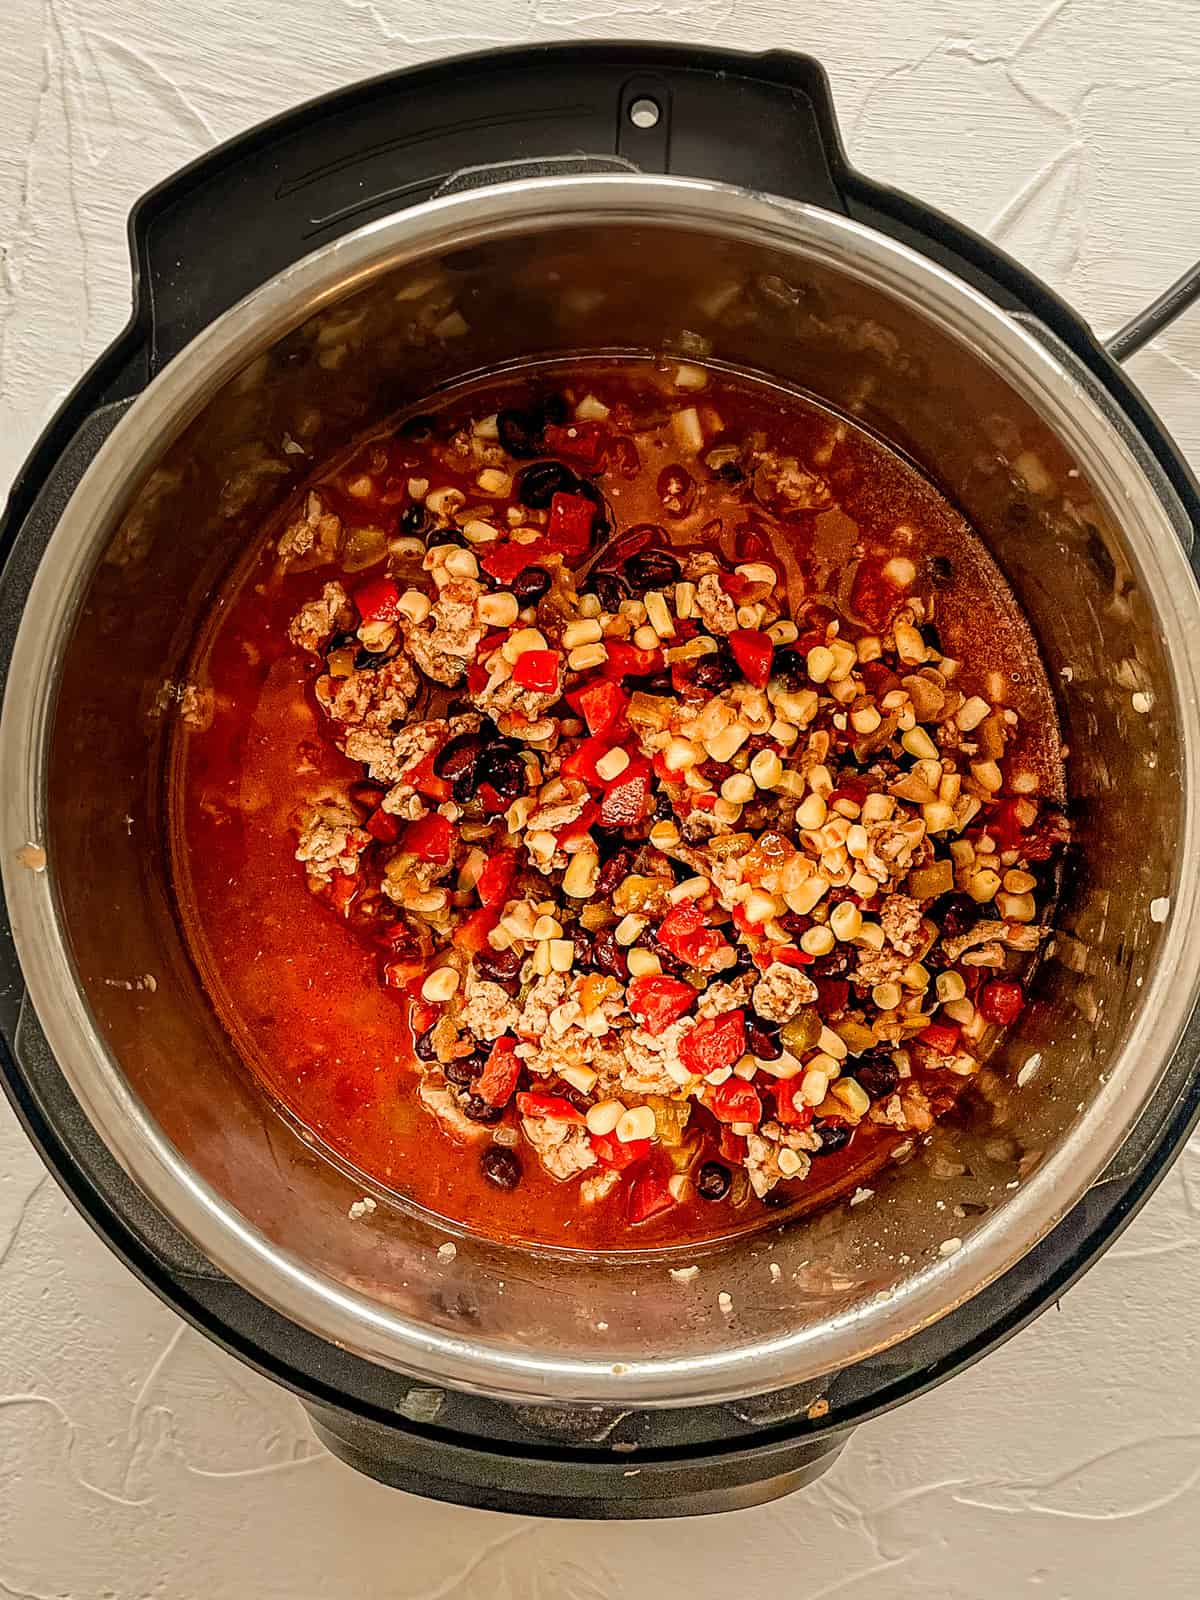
(7, 178), (1199, 1404)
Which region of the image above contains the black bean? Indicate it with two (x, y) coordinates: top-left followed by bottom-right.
(813, 1121), (853, 1155)
(592, 927), (629, 981)
(327, 631), (357, 654)
(654, 791), (676, 822)
(444, 1056), (481, 1088)
(473, 946), (523, 989)
(459, 1093), (503, 1124)
(511, 565), (551, 604)
(693, 653), (735, 694)
(936, 892), (979, 941)
(515, 460), (580, 509)
(627, 670), (675, 695)
(595, 846), (636, 898)
(591, 571), (629, 613)
(625, 549), (681, 589)
(928, 554), (953, 588)
(434, 731), (483, 783)
(540, 394), (569, 426)
(920, 621), (943, 654)
(657, 465), (696, 517)
(476, 744), (527, 804)
(856, 1056), (900, 1099)
(497, 408), (544, 459)
(771, 647), (807, 691)
(746, 1023), (782, 1060)
(399, 503), (431, 537)
(809, 945), (854, 979)
(697, 1161), (731, 1200)
(415, 1025), (440, 1063)
(481, 1146), (522, 1190)
(354, 647), (393, 670)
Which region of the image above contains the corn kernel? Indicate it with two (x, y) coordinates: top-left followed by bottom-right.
(787, 875), (830, 916)
(477, 591), (519, 628)
(800, 924), (835, 956)
(614, 914), (647, 946)
(857, 921), (885, 951)
(873, 981), (902, 1010)
(420, 966), (461, 1003)
(1004, 869), (1037, 893)
(397, 589), (431, 625)
(563, 618), (603, 649)
(850, 705), (882, 735)
(443, 547), (479, 580)
(996, 890), (1037, 922)
(831, 1077), (871, 1117)
(674, 580), (697, 618)
(595, 748), (630, 782)
(901, 726), (938, 761)
(568, 643), (608, 671)
(830, 902), (862, 942)
(750, 749), (783, 789)
(967, 869), (1001, 903)
(797, 793), (827, 830)
(633, 623), (660, 651)
(894, 622), (926, 664)
(721, 772), (756, 804)
(818, 1026), (848, 1060)
(649, 819), (681, 849)
(562, 849), (600, 899)
(626, 948), (662, 977)
(463, 518), (501, 545)
(644, 590), (676, 639)
(549, 938), (575, 973)
(664, 738), (703, 772)
(956, 696), (991, 732)
(799, 1068), (830, 1106)
(936, 971), (967, 1003)
(704, 722), (750, 763)
(586, 1100), (624, 1136)
(807, 645), (835, 684)
(532, 914), (564, 941)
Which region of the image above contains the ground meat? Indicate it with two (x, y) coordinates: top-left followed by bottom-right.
(288, 581), (352, 653)
(853, 945), (911, 989)
(473, 669), (560, 722)
(861, 818), (926, 885)
(746, 1126), (816, 1197)
(580, 1168), (620, 1205)
(517, 973), (570, 1039)
(294, 802), (368, 887)
(278, 491), (342, 566)
(752, 962), (818, 1023)
(620, 1021), (696, 1094)
(428, 579), (485, 658)
(520, 1115), (598, 1181)
(696, 975), (755, 1018)
(941, 919), (1049, 964)
(694, 572), (737, 635)
(419, 1075), (489, 1143)
(751, 451), (833, 515)
(525, 781), (590, 835)
(458, 975), (520, 1042)
(406, 626), (467, 686)
(318, 655), (420, 734)
(375, 720), (452, 803)
(880, 893), (925, 957)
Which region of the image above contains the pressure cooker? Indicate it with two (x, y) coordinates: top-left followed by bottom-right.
(2, 42), (1200, 1517)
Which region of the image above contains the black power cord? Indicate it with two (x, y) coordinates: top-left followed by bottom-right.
(1106, 256), (1200, 363)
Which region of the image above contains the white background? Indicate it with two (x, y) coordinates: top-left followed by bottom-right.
(3, 2), (1200, 1594)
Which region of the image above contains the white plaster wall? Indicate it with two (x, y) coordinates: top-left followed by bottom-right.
(2, 2), (1200, 1592)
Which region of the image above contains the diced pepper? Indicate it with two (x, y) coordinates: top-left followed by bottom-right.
(728, 629), (775, 688)
(718, 1128), (747, 1163)
(555, 800), (599, 846)
(705, 1076), (762, 1125)
(478, 783), (509, 815)
(590, 1131), (652, 1170)
(773, 1080), (815, 1128)
(656, 902), (725, 970)
(732, 901), (769, 936)
(978, 979), (1025, 1026)
(546, 491), (596, 563)
(475, 850), (517, 908)
(467, 660), (491, 695)
(560, 735), (616, 788)
(456, 905), (500, 955)
(408, 1000), (439, 1035)
(681, 1011), (747, 1079)
(579, 973), (619, 1016)
(772, 945), (814, 969)
(401, 812), (453, 862)
(328, 872), (358, 918)
(602, 640), (664, 681)
(920, 1021), (962, 1055)
(544, 421), (607, 469)
(512, 648), (560, 693)
(599, 756), (653, 827)
(567, 679), (629, 738)
(849, 561), (904, 630)
(626, 974), (697, 1035)
(366, 808), (401, 843)
(626, 1170), (677, 1224)
(353, 574), (401, 623)
(516, 1090), (585, 1125)
(476, 1037), (521, 1106)
(481, 538), (549, 584)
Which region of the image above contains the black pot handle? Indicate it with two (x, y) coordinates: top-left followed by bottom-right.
(127, 43), (851, 371)
(1105, 258), (1200, 362)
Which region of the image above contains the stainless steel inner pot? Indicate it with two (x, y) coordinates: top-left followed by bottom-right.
(3, 174), (1199, 1407)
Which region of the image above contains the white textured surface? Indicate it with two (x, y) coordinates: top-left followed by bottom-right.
(3, 1), (1200, 1589)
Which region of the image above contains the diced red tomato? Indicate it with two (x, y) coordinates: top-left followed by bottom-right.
(602, 640), (664, 680)
(728, 629), (775, 688)
(516, 1091), (586, 1125)
(476, 1037), (521, 1106)
(772, 945), (814, 969)
(705, 1076), (762, 1125)
(599, 756), (653, 827)
(353, 574), (401, 623)
(719, 1128), (747, 1163)
(979, 979), (1025, 1026)
(829, 777), (868, 808)
(774, 1080), (815, 1128)
(920, 1021), (962, 1055)
(733, 901), (769, 936)
(682, 1011), (747, 1080)
(328, 872), (358, 918)
(481, 538), (549, 584)
(546, 491), (596, 563)
(656, 902), (725, 970)
(626, 974), (697, 1035)
(567, 679), (629, 738)
(590, 1131), (652, 1170)
(544, 421), (607, 469)
(560, 736), (614, 787)
(512, 649), (560, 693)
(555, 799), (599, 845)
(627, 1170), (677, 1224)
(456, 905), (500, 955)
(475, 850), (517, 908)
(366, 808), (401, 843)
(401, 812), (453, 862)
(467, 660), (490, 695)
(406, 753), (451, 803)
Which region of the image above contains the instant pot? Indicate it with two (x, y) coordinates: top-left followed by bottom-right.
(3, 43), (1200, 1518)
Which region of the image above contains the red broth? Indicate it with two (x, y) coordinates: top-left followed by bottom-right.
(169, 358), (1064, 1251)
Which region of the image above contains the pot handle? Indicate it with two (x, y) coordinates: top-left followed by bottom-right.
(1105, 258), (1200, 362)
